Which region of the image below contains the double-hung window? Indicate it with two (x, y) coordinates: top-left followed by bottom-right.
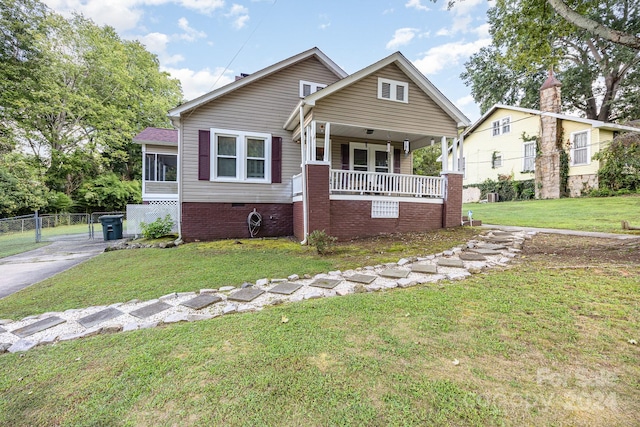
(378, 78), (409, 103)
(299, 80), (326, 97)
(492, 120), (500, 136)
(212, 128), (271, 182)
(523, 142), (536, 171)
(145, 153), (177, 181)
(492, 153), (503, 168)
(571, 130), (589, 165)
(501, 117), (511, 134)
(492, 116), (511, 136)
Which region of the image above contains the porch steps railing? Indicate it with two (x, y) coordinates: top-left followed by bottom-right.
(292, 170), (445, 198)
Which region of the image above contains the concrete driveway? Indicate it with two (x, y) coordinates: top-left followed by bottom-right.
(0, 235), (109, 299)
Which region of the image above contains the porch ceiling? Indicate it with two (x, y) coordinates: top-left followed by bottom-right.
(321, 122), (443, 150)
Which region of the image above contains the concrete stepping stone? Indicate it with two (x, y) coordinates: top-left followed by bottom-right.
(129, 301), (172, 319)
(476, 243), (507, 251)
(268, 282), (302, 295)
(437, 258), (465, 268)
(310, 278), (342, 289)
(411, 264), (438, 274)
(181, 294), (222, 310)
(468, 248), (502, 255)
(345, 273), (377, 284)
(459, 252), (487, 261)
(379, 268), (410, 279)
(480, 236), (513, 243)
(77, 307), (124, 329)
(11, 316), (66, 338)
(228, 288), (264, 302)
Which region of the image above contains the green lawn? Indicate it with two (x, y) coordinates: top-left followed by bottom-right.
(0, 233), (47, 258)
(464, 194), (640, 233)
(1, 233), (637, 426)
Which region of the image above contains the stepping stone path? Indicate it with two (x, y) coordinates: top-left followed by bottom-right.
(129, 301), (171, 319)
(0, 228), (533, 353)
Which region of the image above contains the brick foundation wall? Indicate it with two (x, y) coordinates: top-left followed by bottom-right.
(442, 173), (463, 228)
(181, 202), (293, 241)
(293, 201), (303, 240)
(328, 199), (443, 240)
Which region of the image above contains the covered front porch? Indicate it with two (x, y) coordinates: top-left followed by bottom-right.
(289, 119), (465, 240)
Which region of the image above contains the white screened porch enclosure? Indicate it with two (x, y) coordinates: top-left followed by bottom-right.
(291, 120), (464, 198)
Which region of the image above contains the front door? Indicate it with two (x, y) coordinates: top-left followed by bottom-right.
(350, 142), (391, 173)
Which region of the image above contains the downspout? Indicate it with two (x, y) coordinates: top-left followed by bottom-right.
(170, 117), (182, 242)
(299, 104), (309, 244)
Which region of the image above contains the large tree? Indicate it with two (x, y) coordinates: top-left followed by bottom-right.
(1, 1), (183, 206)
(461, 0), (640, 122)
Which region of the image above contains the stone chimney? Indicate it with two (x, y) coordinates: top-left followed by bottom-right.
(535, 70), (562, 199)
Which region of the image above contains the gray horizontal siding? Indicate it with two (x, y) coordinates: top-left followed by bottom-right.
(182, 57), (341, 203)
(314, 63), (458, 137)
(145, 182), (178, 194)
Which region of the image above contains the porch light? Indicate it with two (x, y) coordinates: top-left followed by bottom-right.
(366, 129), (374, 135)
(403, 139), (410, 154)
(387, 141), (391, 152)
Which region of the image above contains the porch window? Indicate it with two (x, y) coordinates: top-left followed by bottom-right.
(377, 78), (408, 103)
(145, 153), (177, 181)
(299, 80), (326, 97)
(571, 130), (589, 165)
(350, 143), (393, 172)
(523, 142), (535, 171)
(211, 128), (271, 182)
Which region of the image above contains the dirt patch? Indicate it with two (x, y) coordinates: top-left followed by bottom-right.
(522, 233), (640, 265)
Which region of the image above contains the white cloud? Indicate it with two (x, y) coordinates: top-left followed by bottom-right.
(382, 8), (394, 15)
(43, 0), (225, 32)
(163, 66), (235, 100)
(177, 17), (207, 41)
(405, 0), (429, 12)
(386, 27), (418, 50)
(456, 94), (475, 107)
(449, 0), (484, 15)
(226, 4), (250, 29)
(319, 14), (331, 30)
(413, 38), (491, 75)
(139, 32), (184, 65)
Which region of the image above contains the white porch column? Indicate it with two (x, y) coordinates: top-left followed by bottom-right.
(300, 105), (308, 242)
(459, 132), (464, 174)
(441, 136), (448, 173)
(324, 122), (331, 162)
(452, 137), (458, 172)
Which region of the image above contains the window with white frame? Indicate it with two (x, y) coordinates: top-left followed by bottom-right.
(211, 128), (271, 182)
(571, 130), (590, 165)
(523, 142), (536, 171)
(492, 120), (500, 136)
(492, 116), (511, 136)
(299, 80), (326, 97)
(145, 153), (177, 181)
(501, 117), (511, 134)
(492, 152), (503, 168)
(378, 78), (409, 103)
(350, 142), (392, 173)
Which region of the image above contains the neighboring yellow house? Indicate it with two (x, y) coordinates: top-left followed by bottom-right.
(454, 104), (640, 197)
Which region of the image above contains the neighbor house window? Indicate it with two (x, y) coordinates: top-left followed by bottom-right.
(492, 116), (511, 136)
(211, 128), (271, 182)
(523, 142), (536, 171)
(145, 153), (177, 181)
(492, 153), (503, 168)
(492, 120), (500, 136)
(502, 117), (511, 134)
(378, 78), (409, 103)
(571, 130), (590, 165)
(299, 80), (326, 97)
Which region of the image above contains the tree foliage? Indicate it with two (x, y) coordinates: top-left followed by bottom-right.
(594, 132), (640, 191)
(0, 0), (183, 216)
(461, 0), (640, 122)
(413, 144), (443, 177)
(0, 152), (49, 216)
(76, 173), (141, 212)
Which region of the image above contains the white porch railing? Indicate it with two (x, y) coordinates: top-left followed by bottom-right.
(292, 173), (303, 196)
(330, 169), (445, 198)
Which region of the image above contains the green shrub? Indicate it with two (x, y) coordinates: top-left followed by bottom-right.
(466, 177), (535, 201)
(589, 188), (614, 197)
(307, 229), (337, 255)
(140, 215), (175, 239)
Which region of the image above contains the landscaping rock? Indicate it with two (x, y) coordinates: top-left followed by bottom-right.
(256, 278), (269, 287)
(397, 278), (417, 288)
(287, 274), (299, 282)
(8, 340), (37, 353)
(397, 258), (410, 266)
(102, 324), (123, 334)
(199, 289), (217, 294)
(219, 286), (235, 292)
(0, 319), (14, 325)
(122, 323), (139, 332)
(159, 292), (178, 300)
(222, 304), (237, 314)
(0, 342), (12, 353)
(163, 313), (189, 324)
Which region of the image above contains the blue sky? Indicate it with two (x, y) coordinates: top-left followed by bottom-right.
(43, 0), (493, 121)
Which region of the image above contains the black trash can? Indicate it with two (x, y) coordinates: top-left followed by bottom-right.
(98, 215), (124, 241)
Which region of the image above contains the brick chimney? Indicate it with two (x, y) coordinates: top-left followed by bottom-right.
(535, 69), (562, 199)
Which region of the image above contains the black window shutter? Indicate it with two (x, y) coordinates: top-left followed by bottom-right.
(341, 144), (349, 170)
(271, 136), (282, 183)
(394, 148), (401, 174)
(198, 130), (210, 180)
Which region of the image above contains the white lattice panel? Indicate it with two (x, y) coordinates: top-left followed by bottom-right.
(371, 200), (399, 218)
(126, 203), (179, 236)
